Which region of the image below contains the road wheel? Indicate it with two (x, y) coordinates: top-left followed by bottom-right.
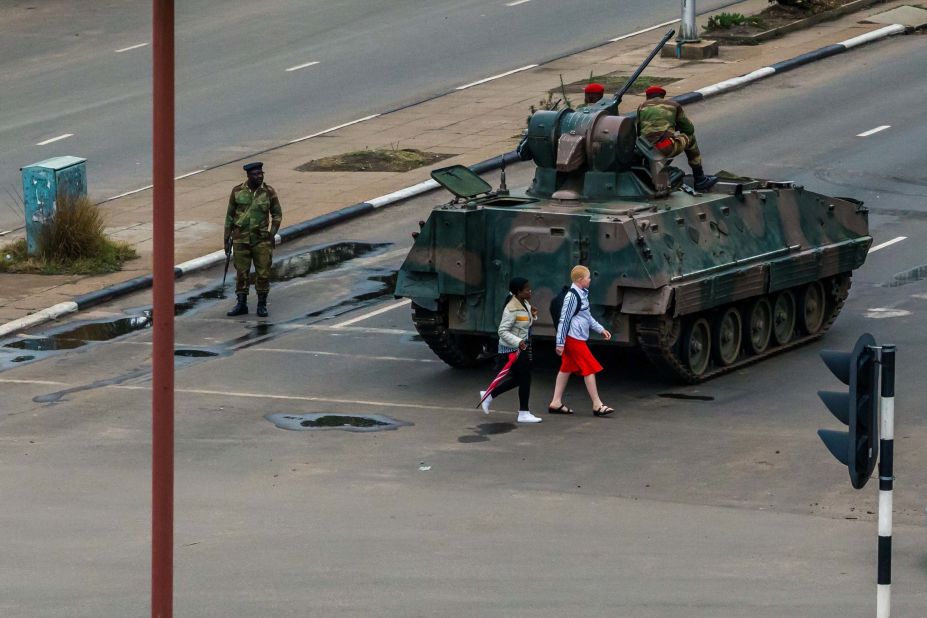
(411, 302), (488, 368)
(744, 297), (772, 356)
(682, 317), (712, 377)
(712, 307), (742, 366)
(799, 281), (826, 335)
(772, 290), (796, 346)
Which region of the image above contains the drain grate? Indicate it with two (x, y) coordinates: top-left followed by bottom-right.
(266, 413), (412, 432)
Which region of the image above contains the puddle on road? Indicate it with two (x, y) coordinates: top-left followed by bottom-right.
(885, 264), (927, 287)
(271, 242), (387, 282)
(266, 413), (412, 432)
(458, 422), (517, 443)
(12, 355), (35, 363)
(174, 349), (219, 358)
(658, 393), (715, 402)
(1, 242), (395, 363)
(3, 314), (153, 351)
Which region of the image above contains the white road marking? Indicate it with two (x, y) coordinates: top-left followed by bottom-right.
(869, 236), (906, 253)
(314, 324), (416, 336)
(36, 133), (74, 146)
(285, 60), (320, 72)
(249, 348), (440, 363)
(104, 169), (208, 201)
(506, 0), (531, 5)
(175, 169), (206, 180)
(456, 65), (538, 90)
(0, 378), (71, 386)
(112, 384), (479, 413)
(857, 125), (890, 137)
(105, 185), (153, 201)
(332, 299), (412, 328)
(288, 114), (380, 144)
(864, 308), (911, 319)
(0, 230), (11, 237)
(610, 19), (680, 42)
(115, 42), (149, 53)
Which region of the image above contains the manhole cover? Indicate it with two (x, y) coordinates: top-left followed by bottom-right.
(266, 413), (412, 432)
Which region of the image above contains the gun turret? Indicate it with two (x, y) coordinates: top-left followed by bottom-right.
(522, 29), (683, 201)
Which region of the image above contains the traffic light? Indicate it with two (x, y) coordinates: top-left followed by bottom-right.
(817, 333), (879, 489)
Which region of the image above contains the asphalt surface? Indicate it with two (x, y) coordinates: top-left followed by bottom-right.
(0, 0), (739, 232)
(1, 32), (926, 617)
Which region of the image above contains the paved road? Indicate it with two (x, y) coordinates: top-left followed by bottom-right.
(0, 0), (737, 233)
(1, 34), (926, 616)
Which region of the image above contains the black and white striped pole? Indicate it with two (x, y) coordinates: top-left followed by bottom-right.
(877, 345), (895, 618)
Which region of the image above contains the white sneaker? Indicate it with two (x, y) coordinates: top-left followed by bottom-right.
(480, 391), (492, 414)
(517, 411), (542, 423)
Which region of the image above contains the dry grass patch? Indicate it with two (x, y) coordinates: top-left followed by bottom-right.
(296, 148), (453, 173)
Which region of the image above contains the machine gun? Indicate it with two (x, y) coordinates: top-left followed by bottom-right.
(222, 234), (233, 295)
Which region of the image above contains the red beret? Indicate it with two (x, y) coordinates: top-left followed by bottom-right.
(645, 85), (666, 97)
(583, 83), (605, 94)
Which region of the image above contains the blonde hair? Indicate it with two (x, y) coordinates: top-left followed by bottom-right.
(570, 265), (590, 283)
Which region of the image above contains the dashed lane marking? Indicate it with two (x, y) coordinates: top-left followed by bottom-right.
(0, 378), (71, 387)
(111, 384), (480, 413)
(456, 65), (538, 90)
(115, 43), (149, 53)
(857, 125), (890, 137)
(332, 299), (412, 328)
(285, 61), (320, 72)
(506, 0), (531, 6)
(248, 348), (440, 363)
(289, 115), (380, 144)
(610, 19), (680, 42)
(869, 236), (906, 253)
(36, 133), (74, 146)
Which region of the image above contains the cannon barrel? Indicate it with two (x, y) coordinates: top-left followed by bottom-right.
(613, 29), (675, 109)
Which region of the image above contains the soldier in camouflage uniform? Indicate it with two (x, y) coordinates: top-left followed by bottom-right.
(224, 162), (282, 318)
(637, 85), (718, 192)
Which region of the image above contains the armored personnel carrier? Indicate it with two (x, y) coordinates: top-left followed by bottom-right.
(395, 34), (871, 383)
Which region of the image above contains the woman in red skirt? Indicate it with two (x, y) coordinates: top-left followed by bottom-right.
(547, 265), (614, 417)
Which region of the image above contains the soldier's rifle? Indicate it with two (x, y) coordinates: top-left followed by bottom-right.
(222, 234), (233, 294)
(611, 28), (675, 112)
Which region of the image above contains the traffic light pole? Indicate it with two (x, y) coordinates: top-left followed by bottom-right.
(876, 345), (895, 618)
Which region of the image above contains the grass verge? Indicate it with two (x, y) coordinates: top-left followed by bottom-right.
(0, 194), (137, 275)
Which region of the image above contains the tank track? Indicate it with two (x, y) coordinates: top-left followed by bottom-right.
(410, 303), (485, 368)
(637, 276), (851, 384)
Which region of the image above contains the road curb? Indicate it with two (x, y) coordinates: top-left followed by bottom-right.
(0, 23), (908, 340)
(673, 24), (907, 105)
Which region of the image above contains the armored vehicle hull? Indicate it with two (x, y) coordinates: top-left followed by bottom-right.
(395, 35), (869, 382)
(396, 171), (869, 383)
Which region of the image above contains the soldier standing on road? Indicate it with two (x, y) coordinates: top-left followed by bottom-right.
(224, 162), (282, 318)
(637, 85), (718, 192)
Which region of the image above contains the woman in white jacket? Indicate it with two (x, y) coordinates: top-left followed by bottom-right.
(480, 277), (542, 423)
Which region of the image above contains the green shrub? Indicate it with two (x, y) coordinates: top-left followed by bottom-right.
(0, 194), (137, 275)
(704, 12), (766, 31)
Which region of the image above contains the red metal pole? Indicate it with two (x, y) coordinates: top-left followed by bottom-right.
(151, 1), (174, 616)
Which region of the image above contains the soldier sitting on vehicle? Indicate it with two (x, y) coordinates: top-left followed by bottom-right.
(637, 85), (718, 192)
(583, 82), (605, 105)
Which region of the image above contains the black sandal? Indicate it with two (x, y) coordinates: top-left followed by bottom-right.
(548, 404), (574, 415)
(593, 405), (615, 417)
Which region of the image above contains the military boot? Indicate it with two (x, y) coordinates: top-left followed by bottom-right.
(691, 165), (719, 193)
(256, 293), (269, 318)
(226, 294), (249, 316)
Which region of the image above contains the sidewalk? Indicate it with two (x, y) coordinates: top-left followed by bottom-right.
(0, 0), (913, 326)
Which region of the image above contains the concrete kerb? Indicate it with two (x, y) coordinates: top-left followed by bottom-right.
(0, 23), (909, 341)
